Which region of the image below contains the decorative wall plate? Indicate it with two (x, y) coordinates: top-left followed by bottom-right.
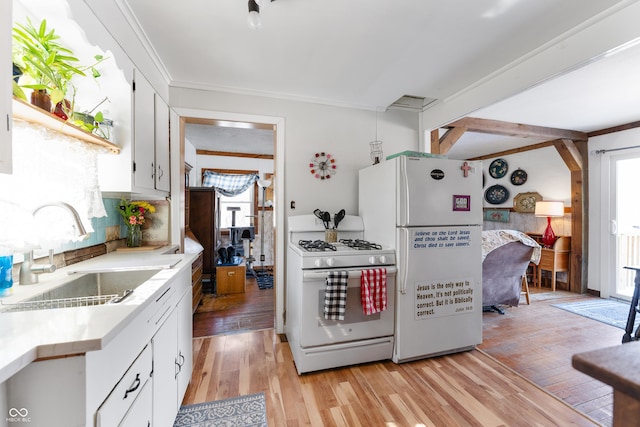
(510, 168), (528, 186)
(485, 184), (510, 205)
(488, 158), (508, 179)
(513, 192), (542, 213)
(309, 152), (337, 180)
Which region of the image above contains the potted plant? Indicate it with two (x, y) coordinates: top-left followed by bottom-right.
(12, 17), (85, 114)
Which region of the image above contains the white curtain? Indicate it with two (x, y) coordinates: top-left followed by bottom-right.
(0, 120), (107, 252)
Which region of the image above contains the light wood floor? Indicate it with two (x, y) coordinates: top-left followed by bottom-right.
(186, 284), (623, 426)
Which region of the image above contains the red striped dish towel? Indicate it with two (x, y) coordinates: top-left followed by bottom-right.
(361, 268), (387, 315)
(324, 271), (348, 320)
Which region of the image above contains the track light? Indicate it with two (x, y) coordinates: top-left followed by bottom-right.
(248, 0), (261, 29)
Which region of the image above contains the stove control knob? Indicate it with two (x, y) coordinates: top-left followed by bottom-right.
(326, 258), (335, 267)
(369, 256), (377, 265)
(314, 259), (323, 268)
(379, 255), (387, 264)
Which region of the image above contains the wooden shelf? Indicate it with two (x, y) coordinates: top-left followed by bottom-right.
(12, 97), (120, 154)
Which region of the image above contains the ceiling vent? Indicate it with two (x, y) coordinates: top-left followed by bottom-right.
(389, 95), (438, 112)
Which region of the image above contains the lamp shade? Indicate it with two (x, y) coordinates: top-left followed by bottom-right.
(534, 201), (564, 218)
(257, 179), (271, 188)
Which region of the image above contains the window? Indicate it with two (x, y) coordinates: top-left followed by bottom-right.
(202, 168), (259, 231)
(219, 190), (253, 228)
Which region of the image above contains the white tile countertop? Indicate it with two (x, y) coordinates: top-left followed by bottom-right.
(0, 246), (198, 383)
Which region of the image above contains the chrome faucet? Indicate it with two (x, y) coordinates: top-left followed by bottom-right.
(19, 202), (89, 285)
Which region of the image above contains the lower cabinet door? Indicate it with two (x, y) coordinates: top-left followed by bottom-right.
(120, 378), (152, 427)
(96, 345), (152, 427)
(152, 308), (179, 427)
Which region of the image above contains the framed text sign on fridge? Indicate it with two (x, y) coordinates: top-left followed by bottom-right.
(453, 195), (471, 211)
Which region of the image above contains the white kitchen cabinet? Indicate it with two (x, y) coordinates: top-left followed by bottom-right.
(0, 0), (12, 175)
(152, 285), (193, 427)
(96, 344), (153, 427)
(98, 68), (170, 196)
(119, 379), (152, 427)
(133, 70), (171, 193)
(133, 69), (156, 191)
(4, 267), (192, 427)
(154, 93), (171, 192)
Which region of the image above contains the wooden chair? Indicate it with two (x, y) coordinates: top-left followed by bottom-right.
(521, 275), (531, 305)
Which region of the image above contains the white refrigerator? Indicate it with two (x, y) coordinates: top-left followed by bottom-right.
(359, 155), (483, 363)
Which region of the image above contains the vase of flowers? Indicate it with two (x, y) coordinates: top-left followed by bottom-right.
(118, 199), (156, 247)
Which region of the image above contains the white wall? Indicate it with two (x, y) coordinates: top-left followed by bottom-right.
(171, 88), (420, 217)
(481, 147), (571, 209)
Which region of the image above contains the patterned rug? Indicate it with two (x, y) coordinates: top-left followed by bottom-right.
(256, 273), (273, 290)
(173, 392), (267, 427)
(553, 298), (639, 330)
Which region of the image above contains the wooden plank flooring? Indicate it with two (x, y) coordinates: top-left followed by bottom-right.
(479, 290), (619, 426)
(189, 283), (621, 426)
(193, 275), (274, 337)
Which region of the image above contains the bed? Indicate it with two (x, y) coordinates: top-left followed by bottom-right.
(482, 230), (541, 314)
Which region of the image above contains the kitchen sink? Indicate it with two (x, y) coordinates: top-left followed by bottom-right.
(1, 269), (161, 312)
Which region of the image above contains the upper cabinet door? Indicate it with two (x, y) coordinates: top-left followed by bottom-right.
(1, 0), (12, 175)
(133, 69), (156, 190)
(154, 94), (170, 192)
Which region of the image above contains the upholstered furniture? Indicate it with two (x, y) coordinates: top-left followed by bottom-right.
(482, 230), (541, 314)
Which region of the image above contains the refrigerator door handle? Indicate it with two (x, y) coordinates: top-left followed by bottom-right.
(400, 228), (409, 294)
(399, 156), (409, 226)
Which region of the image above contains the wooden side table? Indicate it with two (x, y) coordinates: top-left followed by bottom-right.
(527, 234), (571, 291)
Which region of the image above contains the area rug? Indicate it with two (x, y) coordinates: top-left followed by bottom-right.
(173, 392), (267, 427)
(256, 273), (273, 290)
(552, 298), (639, 330)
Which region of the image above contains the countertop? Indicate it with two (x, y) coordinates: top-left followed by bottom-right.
(0, 246), (198, 383)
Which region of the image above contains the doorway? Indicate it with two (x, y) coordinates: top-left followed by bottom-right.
(608, 152), (640, 300)
(173, 107), (286, 335)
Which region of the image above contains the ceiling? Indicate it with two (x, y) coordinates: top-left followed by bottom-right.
(122, 0), (640, 158)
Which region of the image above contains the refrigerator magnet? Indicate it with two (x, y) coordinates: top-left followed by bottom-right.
(453, 195), (471, 211)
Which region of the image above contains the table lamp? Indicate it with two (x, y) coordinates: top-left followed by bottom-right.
(534, 201), (565, 247)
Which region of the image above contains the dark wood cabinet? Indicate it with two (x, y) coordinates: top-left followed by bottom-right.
(189, 188), (220, 290)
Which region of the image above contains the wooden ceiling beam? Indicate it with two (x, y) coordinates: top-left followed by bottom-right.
(196, 149), (274, 160)
(468, 140), (556, 161)
(437, 127), (468, 155)
(446, 117), (588, 142)
(553, 138), (583, 172)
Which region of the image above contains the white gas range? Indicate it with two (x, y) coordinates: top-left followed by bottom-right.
(285, 214), (397, 374)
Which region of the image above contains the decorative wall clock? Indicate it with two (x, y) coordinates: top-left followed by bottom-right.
(309, 152), (337, 180)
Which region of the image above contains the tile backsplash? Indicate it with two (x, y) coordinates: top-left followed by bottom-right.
(57, 198), (125, 252)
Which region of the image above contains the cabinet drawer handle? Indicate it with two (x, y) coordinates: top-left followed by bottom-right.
(156, 287), (172, 303)
(123, 373), (141, 399)
(228, 271), (235, 276)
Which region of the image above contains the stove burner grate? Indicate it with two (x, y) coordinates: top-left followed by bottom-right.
(339, 239), (382, 250)
(298, 239), (337, 252)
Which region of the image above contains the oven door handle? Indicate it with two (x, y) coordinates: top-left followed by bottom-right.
(303, 266), (397, 281)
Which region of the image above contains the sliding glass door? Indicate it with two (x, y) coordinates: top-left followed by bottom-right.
(609, 154), (640, 300)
